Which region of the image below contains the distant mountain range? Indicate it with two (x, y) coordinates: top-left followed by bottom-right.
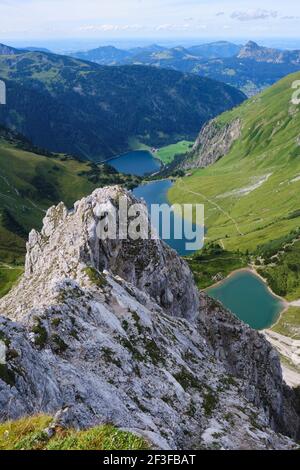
(71, 41), (300, 96)
(3, 40), (300, 97)
(72, 41), (242, 65)
(0, 47), (245, 161)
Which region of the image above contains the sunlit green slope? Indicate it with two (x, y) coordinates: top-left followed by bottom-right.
(169, 72), (300, 252)
(0, 127), (139, 266)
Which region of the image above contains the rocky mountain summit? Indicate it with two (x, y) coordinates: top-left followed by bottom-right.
(0, 187), (299, 450)
(238, 41), (300, 65)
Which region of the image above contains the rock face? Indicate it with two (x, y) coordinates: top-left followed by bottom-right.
(182, 118), (241, 169)
(20, 187), (199, 321)
(0, 187), (299, 450)
(237, 41), (300, 65)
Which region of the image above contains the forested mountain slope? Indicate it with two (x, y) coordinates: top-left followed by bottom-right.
(0, 49), (245, 161)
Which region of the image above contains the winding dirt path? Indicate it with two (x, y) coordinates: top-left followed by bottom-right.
(177, 178), (244, 237)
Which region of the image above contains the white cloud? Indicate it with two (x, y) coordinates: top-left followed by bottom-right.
(0, 1), (299, 40)
(282, 15), (300, 20)
(79, 24), (144, 32)
(155, 23), (187, 32)
(231, 9), (278, 21)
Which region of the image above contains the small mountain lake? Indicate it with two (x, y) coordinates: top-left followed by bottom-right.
(109, 150), (161, 176)
(206, 270), (285, 330)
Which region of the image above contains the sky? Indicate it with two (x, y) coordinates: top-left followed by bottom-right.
(0, 0), (300, 47)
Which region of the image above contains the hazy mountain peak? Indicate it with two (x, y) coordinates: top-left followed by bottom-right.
(0, 43), (21, 55)
(244, 40), (260, 49)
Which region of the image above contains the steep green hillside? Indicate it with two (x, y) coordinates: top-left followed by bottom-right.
(257, 233), (300, 301)
(0, 126), (140, 268)
(0, 49), (245, 161)
(169, 72), (300, 256)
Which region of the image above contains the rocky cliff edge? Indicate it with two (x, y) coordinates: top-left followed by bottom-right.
(0, 186), (299, 450)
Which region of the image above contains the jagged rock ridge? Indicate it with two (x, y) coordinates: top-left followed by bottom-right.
(0, 187), (299, 450)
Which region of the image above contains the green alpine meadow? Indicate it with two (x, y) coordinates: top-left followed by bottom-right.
(169, 71), (300, 253)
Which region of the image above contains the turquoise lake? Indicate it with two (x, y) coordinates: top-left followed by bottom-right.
(206, 270), (284, 330)
(133, 180), (203, 256)
(109, 150), (161, 176)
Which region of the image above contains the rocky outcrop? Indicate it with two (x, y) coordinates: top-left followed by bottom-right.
(237, 41), (300, 65)
(17, 187), (199, 321)
(0, 187), (299, 450)
(182, 118), (241, 169)
(199, 297), (300, 440)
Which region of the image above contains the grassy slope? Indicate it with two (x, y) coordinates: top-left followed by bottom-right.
(186, 244), (248, 290)
(0, 415), (149, 450)
(0, 140), (95, 264)
(0, 130), (140, 292)
(0, 266), (24, 298)
(257, 237), (300, 301)
(1, 142), (93, 231)
(128, 139), (193, 165)
(156, 141), (193, 164)
(169, 72), (300, 253)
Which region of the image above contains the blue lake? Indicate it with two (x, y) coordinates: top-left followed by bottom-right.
(110, 151), (203, 255)
(206, 270), (285, 330)
(109, 150), (161, 176)
(133, 180), (203, 256)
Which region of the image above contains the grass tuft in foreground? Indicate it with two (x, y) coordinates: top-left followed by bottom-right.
(0, 415), (149, 451)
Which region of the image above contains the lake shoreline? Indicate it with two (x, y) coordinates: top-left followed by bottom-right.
(205, 267), (287, 303)
(205, 267), (289, 329)
(109, 150), (162, 177)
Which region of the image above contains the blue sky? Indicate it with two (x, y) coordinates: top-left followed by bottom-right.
(0, 0), (299, 41)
